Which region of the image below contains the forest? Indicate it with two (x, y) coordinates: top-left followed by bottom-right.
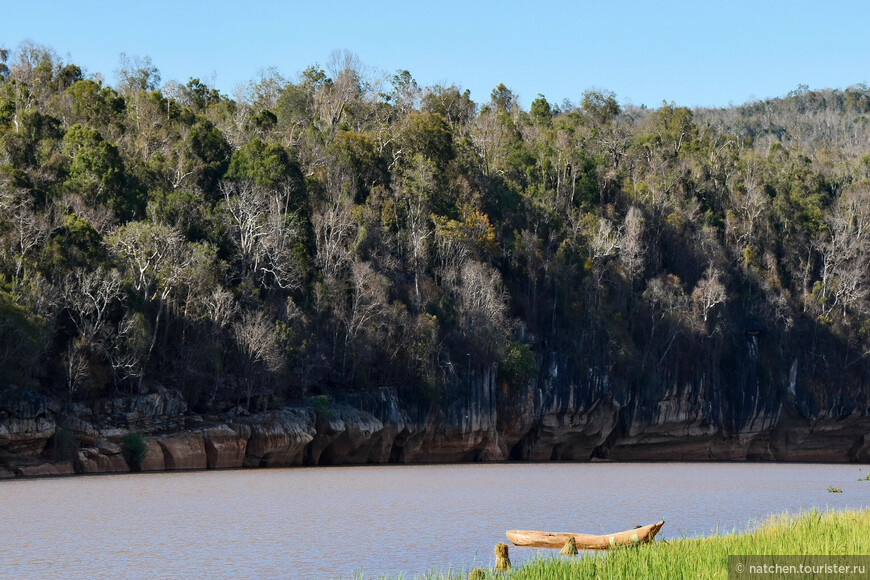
(0, 42), (868, 415)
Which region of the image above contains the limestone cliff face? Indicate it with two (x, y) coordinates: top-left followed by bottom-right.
(0, 334), (867, 477)
(494, 340), (870, 463)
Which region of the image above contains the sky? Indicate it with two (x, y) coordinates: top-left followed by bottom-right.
(2, 0), (869, 110)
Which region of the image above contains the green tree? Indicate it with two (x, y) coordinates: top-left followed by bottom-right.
(226, 138), (303, 192)
(529, 94), (552, 126)
(401, 111), (454, 169)
(185, 119), (231, 193)
(62, 123), (128, 213)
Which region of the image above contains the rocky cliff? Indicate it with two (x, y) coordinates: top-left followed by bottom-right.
(1, 336), (868, 478)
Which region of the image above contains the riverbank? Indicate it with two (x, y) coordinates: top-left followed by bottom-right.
(2, 379), (870, 479)
(434, 509), (870, 580)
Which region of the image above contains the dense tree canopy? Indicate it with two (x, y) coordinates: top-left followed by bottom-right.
(0, 43), (868, 412)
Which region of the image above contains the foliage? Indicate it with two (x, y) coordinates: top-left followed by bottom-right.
(312, 395), (335, 420)
(0, 44), (868, 418)
(121, 431), (148, 471)
(0, 287), (45, 384)
(53, 427), (79, 461)
(499, 342), (535, 389)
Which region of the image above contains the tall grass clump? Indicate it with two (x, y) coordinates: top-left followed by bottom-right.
(121, 431), (148, 472)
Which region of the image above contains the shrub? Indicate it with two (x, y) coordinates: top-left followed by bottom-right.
(499, 342), (536, 389)
(312, 395), (335, 420)
(53, 427), (79, 461)
(121, 431), (148, 472)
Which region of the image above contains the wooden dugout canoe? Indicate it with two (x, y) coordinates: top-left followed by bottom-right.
(506, 520), (665, 550)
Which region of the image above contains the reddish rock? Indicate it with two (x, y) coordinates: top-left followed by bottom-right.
(241, 408), (315, 467)
(203, 425), (246, 469)
(141, 439), (166, 471)
(16, 461), (75, 477)
(309, 405), (386, 465)
(76, 446), (129, 473)
(157, 432), (207, 470)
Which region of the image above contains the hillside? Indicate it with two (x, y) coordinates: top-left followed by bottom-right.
(0, 44), (868, 473)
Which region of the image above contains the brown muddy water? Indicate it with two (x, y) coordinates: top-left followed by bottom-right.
(0, 462), (867, 578)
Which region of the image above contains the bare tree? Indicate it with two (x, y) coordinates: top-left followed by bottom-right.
(8, 41), (58, 126)
(261, 184), (305, 291)
(590, 217), (622, 262)
(620, 206), (646, 283)
(313, 183), (356, 283)
(732, 179), (767, 248)
(60, 192), (116, 234)
(232, 309), (284, 411)
(457, 260), (511, 359)
(205, 287), (239, 331)
(221, 179), (306, 289)
(246, 66), (287, 111)
(643, 274), (688, 366)
(108, 221), (188, 390)
(221, 180), (269, 278)
(0, 186), (54, 282)
(60, 267), (123, 340)
(63, 337), (90, 398)
(691, 267), (728, 326)
(469, 106), (511, 178)
(433, 217), (470, 290)
(400, 157), (434, 310)
(107, 312), (149, 388)
(813, 187), (870, 318)
(116, 53), (161, 94)
(315, 50), (363, 134)
(341, 261), (389, 375)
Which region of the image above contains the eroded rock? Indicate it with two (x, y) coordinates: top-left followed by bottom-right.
(76, 443), (128, 474)
(203, 425), (246, 469)
(239, 408), (315, 467)
(16, 461), (75, 477)
(157, 432), (207, 470)
(141, 439), (166, 471)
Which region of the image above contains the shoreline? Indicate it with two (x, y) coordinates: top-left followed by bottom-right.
(2, 384), (868, 480)
(2, 455), (868, 482)
(407, 509), (870, 580)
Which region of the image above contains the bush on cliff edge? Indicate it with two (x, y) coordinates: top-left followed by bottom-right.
(121, 431), (147, 472)
(53, 427), (79, 462)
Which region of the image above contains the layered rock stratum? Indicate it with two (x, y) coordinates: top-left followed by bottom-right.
(1, 344), (868, 478)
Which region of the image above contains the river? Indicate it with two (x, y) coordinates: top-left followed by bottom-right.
(0, 462), (867, 578)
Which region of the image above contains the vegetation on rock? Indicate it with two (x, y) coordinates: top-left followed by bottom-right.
(121, 431), (147, 471)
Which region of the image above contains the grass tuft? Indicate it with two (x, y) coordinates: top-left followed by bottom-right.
(559, 535), (578, 556)
(494, 542), (511, 571)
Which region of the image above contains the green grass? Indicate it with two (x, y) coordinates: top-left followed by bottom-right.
(375, 509), (870, 580)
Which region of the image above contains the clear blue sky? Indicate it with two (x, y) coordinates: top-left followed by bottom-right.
(3, 0), (868, 109)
